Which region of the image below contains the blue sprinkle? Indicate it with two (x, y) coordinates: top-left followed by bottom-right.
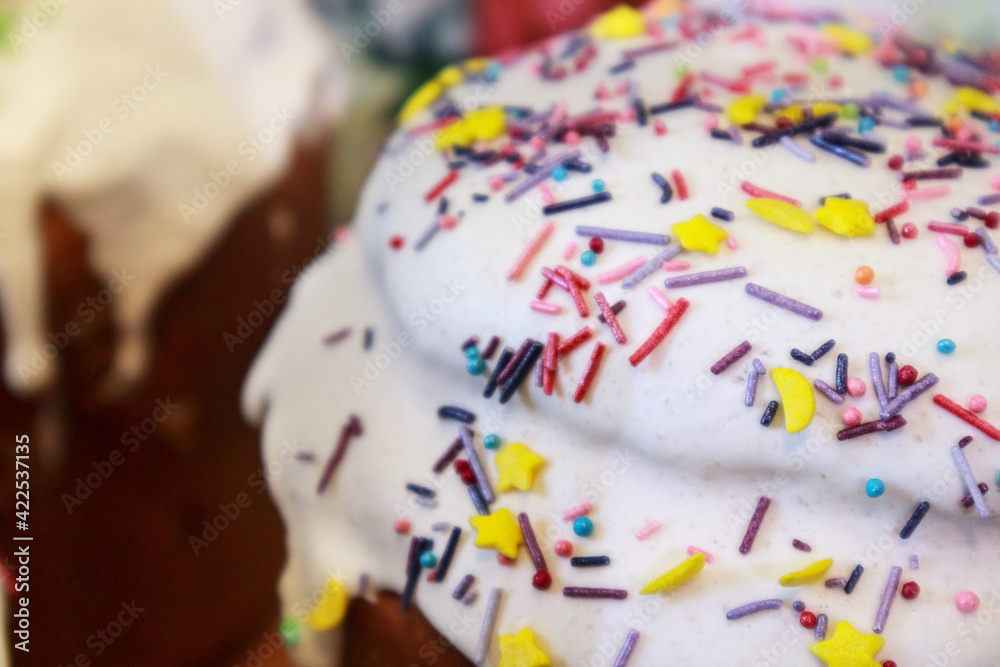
(419, 552), (438, 569)
(464, 346), (481, 360)
(892, 65), (909, 83)
(770, 88), (787, 102)
(990, 120), (1000, 133)
(580, 250), (597, 266)
(552, 166), (568, 182)
(467, 358), (486, 374)
(937, 338), (956, 354)
(591, 179), (605, 193)
(573, 517), (594, 537)
(858, 117), (876, 132)
(866, 478), (885, 498)
(483, 434), (500, 450)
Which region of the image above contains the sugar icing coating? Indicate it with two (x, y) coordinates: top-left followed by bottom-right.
(0, 0), (342, 396)
(244, 5), (1000, 666)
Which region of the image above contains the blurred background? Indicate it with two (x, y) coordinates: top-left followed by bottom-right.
(0, 1), (997, 666)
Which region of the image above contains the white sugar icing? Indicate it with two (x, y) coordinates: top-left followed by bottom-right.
(0, 0), (344, 396)
(244, 8), (1000, 666)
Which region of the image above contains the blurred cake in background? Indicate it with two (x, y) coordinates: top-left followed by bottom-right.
(0, 0), (343, 664)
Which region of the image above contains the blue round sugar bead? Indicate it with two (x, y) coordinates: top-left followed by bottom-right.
(467, 358), (486, 374)
(866, 478), (885, 498)
(937, 338), (956, 354)
(552, 166), (568, 182)
(892, 65), (909, 82)
(573, 517), (594, 537)
(591, 179), (605, 193)
(464, 346), (481, 359)
(484, 434), (500, 450)
(580, 250), (597, 266)
(858, 117), (876, 132)
(419, 551), (438, 569)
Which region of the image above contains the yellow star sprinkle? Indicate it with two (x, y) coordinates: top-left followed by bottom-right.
(814, 198), (875, 237)
(672, 214), (728, 253)
(639, 552), (705, 595)
(745, 198), (814, 234)
(810, 621), (885, 667)
(469, 508), (524, 558)
(779, 558), (833, 587)
(434, 106), (506, 150)
(956, 86), (1000, 114)
(495, 442), (546, 493)
(498, 629), (551, 667)
(771, 368), (815, 434)
(821, 24), (873, 55)
(306, 579), (347, 631)
(588, 5), (646, 40)
(726, 94), (767, 126)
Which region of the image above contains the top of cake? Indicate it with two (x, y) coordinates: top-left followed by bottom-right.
(243, 3), (1000, 665)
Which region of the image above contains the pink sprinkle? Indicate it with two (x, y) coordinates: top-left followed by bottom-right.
(856, 286), (881, 299)
(842, 407), (863, 426)
(409, 116), (458, 136)
(530, 300), (562, 315)
(905, 185), (951, 200)
(647, 286), (672, 310)
(956, 591), (980, 613)
(539, 182), (556, 206)
(662, 260), (690, 272)
(653, 120), (667, 135)
(847, 377), (867, 397)
(619, 107), (637, 123)
(614, 80), (629, 96)
(563, 241), (578, 261)
(488, 175), (505, 192)
(969, 395), (988, 413)
(933, 137), (1000, 155)
(741, 60), (776, 76)
(703, 115), (719, 132)
(595, 83), (610, 99)
(635, 521), (660, 540)
(929, 221), (969, 237)
(551, 100), (567, 127)
(740, 180), (801, 207)
(686, 546), (714, 563)
(529, 135), (546, 151)
(991, 175), (1000, 191)
(562, 503), (593, 521)
(726, 236), (739, 250)
(672, 169), (689, 201)
(564, 130), (581, 146)
(904, 136), (921, 153)
(597, 257), (646, 285)
(438, 214), (459, 229)
(936, 234), (962, 275)
(507, 221), (554, 281)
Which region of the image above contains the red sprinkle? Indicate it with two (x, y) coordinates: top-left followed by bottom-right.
(933, 394), (1000, 441)
(572, 341), (607, 404)
(537, 277), (554, 300)
(901, 223), (918, 239)
(389, 235), (405, 249)
(741, 180), (800, 207)
(557, 327), (593, 356)
(874, 201), (909, 224)
(424, 169), (459, 203)
(799, 612), (817, 629)
(594, 292), (627, 344)
(543, 333), (559, 396)
(987, 211), (1000, 229)
(628, 298), (690, 367)
(672, 169), (689, 201)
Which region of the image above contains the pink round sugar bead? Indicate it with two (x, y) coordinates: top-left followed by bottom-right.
(703, 115), (719, 131)
(488, 175), (505, 192)
(554, 540), (573, 558)
(969, 395), (988, 413)
(956, 591), (980, 613)
(991, 175), (1000, 192)
(842, 407), (862, 426)
(904, 136), (921, 153)
(564, 130), (581, 146)
(847, 377), (867, 397)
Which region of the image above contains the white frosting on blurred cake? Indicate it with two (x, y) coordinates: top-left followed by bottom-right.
(244, 6), (1000, 666)
(0, 0), (343, 395)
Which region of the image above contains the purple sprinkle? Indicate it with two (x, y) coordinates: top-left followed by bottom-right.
(959, 435), (974, 448)
(596, 300), (627, 324)
(432, 437), (464, 474)
(496, 340), (532, 386)
(726, 599), (782, 620)
(873, 566), (902, 634)
(752, 358), (766, 375)
(899, 501), (931, 539)
(837, 416), (906, 441)
(483, 347), (515, 399)
(879, 373), (938, 420)
(474, 588), (502, 662)
(504, 149), (581, 202)
(622, 40), (679, 59)
(543, 191), (612, 215)
(909, 555), (919, 569)
(739, 496), (771, 555)
(414, 218), (441, 251)
(870, 352), (889, 411)
(887, 361), (899, 400)
(460, 336), (479, 351)
(987, 254), (1000, 274)
(810, 339), (836, 361)
(612, 629), (641, 667)
(745, 283), (823, 320)
(886, 218), (901, 245)
(711, 207), (735, 222)
(825, 577), (847, 588)
(468, 484), (489, 515)
(792, 539), (812, 552)
(481, 336), (501, 360)
(295, 451), (316, 462)
(563, 587), (628, 600)
(663, 266), (748, 289)
(452, 574), (475, 600)
(814, 379), (846, 405)
(317, 415), (363, 494)
(899, 167), (963, 180)
(575, 225), (670, 246)
(622, 244), (683, 289)
(460, 425), (495, 504)
(745, 369), (760, 407)
(978, 193), (1000, 206)
(815, 613), (828, 639)
(433, 526), (462, 582)
(952, 445), (990, 518)
(967, 206), (988, 220)
(976, 227), (998, 255)
(712, 340), (752, 375)
(790, 348), (813, 366)
(462, 590), (478, 605)
(323, 327), (352, 345)
(518, 513), (549, 572)
(792, 600), (806, 612)
(844, 564), (864, 594)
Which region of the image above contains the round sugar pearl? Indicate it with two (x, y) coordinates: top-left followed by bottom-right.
(554, 540), (573, 558)
(653, 120), (667, 135)
(799, 612), (817, 629)
(394, 519), (411, 534)
(564, 130), (581, 146)
(866, 478), (885, 498)
(901, 222), (918, 239)
(937, 338), (956, 354)
(897, 365), (918, 385)
(591, 179), (605, 193)
(854, 266), (875, 285)
(580, 250), (597, 266)
(892, 65), (909, 82)
(488, 175), (505, 192)
(847, 377), (867, 397)
(843, 407), (862, 426)
(901, 581), (920, 599)
(464, 346), (481, 360)
(858, 117), (875, 132)
(986, 211), (1000, 229)
(551, 166), (568, 182)
(483, 434), (501, 450)
(532, 571), (552, 590)
(573, 517), (594, 537)
(467, 358), (486, 375)
(419, 552), (438, 569)
(279, 618), (300, 646)
(589, 237), (604, 253)
(969, 395), (988, 414)
(956, 591), (980, 613)
(389, 235), (405, 250)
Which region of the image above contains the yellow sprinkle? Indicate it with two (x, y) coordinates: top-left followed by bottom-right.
(779, 558), (834, 587)
(306, 579), (348, 631)
(672, 214), (728, 254)
(956, 87), (1000, 114)
(771, 368), (815, 434)
(811, 102), (843, 117)
(745, 198), (814, 234)
(821, 24), (873, 55)
(639, 553), (705, 595)
(588, 4), (646, 40)
(436, 65), (464, 87)
(463, 57), (490, 74)
(777, 104), (804, 124)
(726, 94), (767, 126)
(814, 197), (875, 237)
(399, 79), (443, 123)
(434, 106), (506, 150)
